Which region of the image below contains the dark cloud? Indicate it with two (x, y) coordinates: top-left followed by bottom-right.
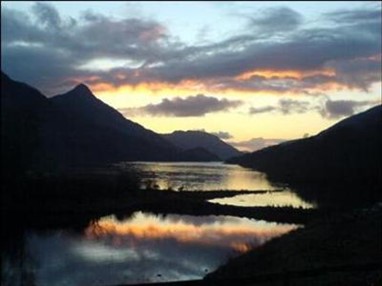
(144, 9), (381, 85)
(249, 98), (379, 119)
(1, 4), (381, 95)
(32, 2), (62, 30)
(229, 137), (285, 152)
(320, 99), (377, 119)
(210, 131), (233, 140)
(325, 8), (382, 24)
(279, 99), (310, 114)
(249, 7), (303, 33)
(120, 95), (242, 117)
(1, 3), (172, 94)
(250, 99), (310, 115)
(327, 56), (382, 91)
(249, 106), (276, 114)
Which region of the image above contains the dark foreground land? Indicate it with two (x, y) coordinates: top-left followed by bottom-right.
(206, 204), (382, 286)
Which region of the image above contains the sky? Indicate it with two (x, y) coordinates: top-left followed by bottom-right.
(1, 1), (381, 151)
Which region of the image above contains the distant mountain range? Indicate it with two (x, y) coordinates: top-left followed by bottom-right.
(162, 130), (242, 160)
(227, 105), (382, 186)
(1, 72), (238, 173)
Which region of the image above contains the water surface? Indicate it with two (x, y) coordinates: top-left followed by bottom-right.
(116, 162), (314, 208)
(3, 162), (310, 285)
(116, 161), (279, 191)
(18, 212), (298, 285)
(210, 190), (316, 208)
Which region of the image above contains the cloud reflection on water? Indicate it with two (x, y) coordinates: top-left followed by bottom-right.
(85, 212), (296, 251)
(27, 212), (298, 285)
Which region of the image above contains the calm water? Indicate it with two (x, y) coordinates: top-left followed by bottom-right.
(116, 162), (314, 208)
(9, 212), (298, 285)
(210, 190), (316, 208)
(3, 162), (311, 285)
(116, 161), (279, 191)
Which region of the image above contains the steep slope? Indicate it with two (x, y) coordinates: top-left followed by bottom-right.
(1, 71), (59, 172)
(163, 130), (242, 160)
(227, 105), (382, 185)
(51, 84), (174, 149)
(1, 72), (221, 173)
(50, 84), (179, 163)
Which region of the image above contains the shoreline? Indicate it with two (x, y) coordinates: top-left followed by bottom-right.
(205, 204), (382, 285)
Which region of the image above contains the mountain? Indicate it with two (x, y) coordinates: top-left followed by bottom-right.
(1, 72), (219, 174)
(51, 84), (173, 148)
(1, 71), (66, 173)
(227, 105), (382, 186)
(50, 85), (221, 163)
(177, 147), (220, 162)
(50, 84), (179, 163)
(163, 130), (242, 160)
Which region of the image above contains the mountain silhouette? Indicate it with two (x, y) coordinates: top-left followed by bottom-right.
(163, 130), (242, 160)
(51, 84), (172, 147)
(1, 72), (220, 174)
(1, 71), (56, 172)
(227, 105), (382, 187)
(177, 147), (221, 162)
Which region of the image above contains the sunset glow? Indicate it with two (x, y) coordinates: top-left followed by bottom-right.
(2, 3), (381, 285)
(1, 1), (381, 151)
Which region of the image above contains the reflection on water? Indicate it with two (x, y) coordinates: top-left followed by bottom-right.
(22, 212), (298, 285)
(116, 162), (278, 191)
(210, 190), (316, 208)
(115, 162), (313, 208)
(3, 162), (312, 285)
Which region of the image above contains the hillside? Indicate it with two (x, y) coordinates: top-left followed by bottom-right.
(1, 72), (220, 174)
(206, 206), (382, 285)
(227, 105), (382, 187)
(50, 83), (180, 164)
(163, 130), (242, 160)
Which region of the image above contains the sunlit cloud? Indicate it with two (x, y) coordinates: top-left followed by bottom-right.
(1, 3), (381, 96)
(1, 1), (381, 143)
(234, 69), (336, 81)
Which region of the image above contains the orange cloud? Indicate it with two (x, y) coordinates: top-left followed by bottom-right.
(91, 82), (115, 92)
(90, 79), (207, 95)
(235, 69), (336, 81)
(69, 65), (359, 98)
